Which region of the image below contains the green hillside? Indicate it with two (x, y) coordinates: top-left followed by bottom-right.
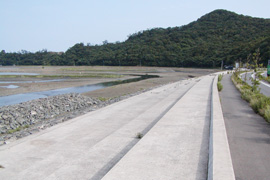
(1, 9), (270, 67)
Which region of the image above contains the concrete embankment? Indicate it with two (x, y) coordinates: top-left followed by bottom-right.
(0, 73), (235, 179)
(0, 78), (197, 180)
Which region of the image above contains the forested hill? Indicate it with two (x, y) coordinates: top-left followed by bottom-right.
(1, 9), (270, 67)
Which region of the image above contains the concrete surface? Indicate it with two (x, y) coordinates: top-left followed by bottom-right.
(0, 73), (236, 180)
(208, 74), (235, 180)
(220, 74), (270, 180)
(0, 78), (197, 180)
(102, 75), (214, 180)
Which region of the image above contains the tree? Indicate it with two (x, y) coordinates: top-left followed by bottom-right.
(250, 49), (261, 92)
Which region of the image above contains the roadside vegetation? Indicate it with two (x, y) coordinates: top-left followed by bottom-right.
(232, 71), (270, 122)
(257, 71), (270, 83)
(217, 74), (223, 91)
(231, 49), (270, 122)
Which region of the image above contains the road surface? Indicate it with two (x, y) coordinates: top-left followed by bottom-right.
(220, 74), (270, 180)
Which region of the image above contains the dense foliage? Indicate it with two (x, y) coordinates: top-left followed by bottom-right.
(1, 9), (270, 67)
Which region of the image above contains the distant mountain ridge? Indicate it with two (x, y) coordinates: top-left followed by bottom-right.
(1, 9), (270, 67)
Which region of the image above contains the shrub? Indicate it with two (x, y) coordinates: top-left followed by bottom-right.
(258, 96), (270, 112)
(232, 71), (270, 123)
(217, 82), (223, 91)
(257, 73), (263, 80)
(250, 98), (260, 113)
(241, 89), (252, 102)
(218, 74), (223, 82)
(264, 106), (270, 122)
(250, 94), (268, 113)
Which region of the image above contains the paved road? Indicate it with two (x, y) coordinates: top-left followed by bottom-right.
(0, 75), (214, 180)
(220, 74), (270, 180)
(240, 71), (270, 96)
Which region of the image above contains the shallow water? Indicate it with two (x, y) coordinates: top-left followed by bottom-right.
(0, 75), (158, 107)
(0, 85), (20, 89)
(0, 72), (38, 75)
(0, 79), (64, 84)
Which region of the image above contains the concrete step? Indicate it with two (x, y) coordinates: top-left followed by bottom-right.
(102, 75), (214, 180)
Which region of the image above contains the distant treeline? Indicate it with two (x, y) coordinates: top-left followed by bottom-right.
(1, 9), (270, 67)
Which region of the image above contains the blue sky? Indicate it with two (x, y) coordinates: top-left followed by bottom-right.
(1, 0), (269, 52)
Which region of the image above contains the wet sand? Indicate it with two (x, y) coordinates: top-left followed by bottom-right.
(0, 66), (217, 98)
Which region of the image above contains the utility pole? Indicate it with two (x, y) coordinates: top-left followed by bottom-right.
(221, 60), (223, 70)
(267, 59), (270, 77)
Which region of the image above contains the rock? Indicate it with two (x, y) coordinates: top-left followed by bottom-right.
(0, 84), (160, 146)
(1, 115), (8, 120)
(16, 118), (25, 125)
(31, 111), (37, 115)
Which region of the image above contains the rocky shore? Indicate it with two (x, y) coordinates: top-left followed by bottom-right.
(0, 88), (152, 145)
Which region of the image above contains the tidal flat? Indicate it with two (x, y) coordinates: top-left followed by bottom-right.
(0, 66), (217, 99)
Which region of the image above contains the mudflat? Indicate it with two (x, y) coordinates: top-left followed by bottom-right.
(0, 66), (217, 98)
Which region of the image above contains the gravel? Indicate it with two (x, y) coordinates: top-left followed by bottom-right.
(0, 86), (154, 145)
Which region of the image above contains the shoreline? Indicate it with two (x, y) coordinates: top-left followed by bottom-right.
(0, 66), (217, 145)
(0, 81), (172, 145)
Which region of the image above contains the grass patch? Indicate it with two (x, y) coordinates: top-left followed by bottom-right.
(218, 74), (223, 82)
(136, 132), (143, 139)
(97, 97), (108, 102)
(232, 71), (270, 122)
(7, 125), (30, 134)
(217, 82), (223, 91)
(217, 74), (223, 91)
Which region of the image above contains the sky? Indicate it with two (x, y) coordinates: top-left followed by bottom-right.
(0, 0), (269, 53)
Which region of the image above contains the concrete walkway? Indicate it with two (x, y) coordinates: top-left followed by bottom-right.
(103, 75), (214, 180)
(0, 78), (197, 180)
(220, 74), (270, 180)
